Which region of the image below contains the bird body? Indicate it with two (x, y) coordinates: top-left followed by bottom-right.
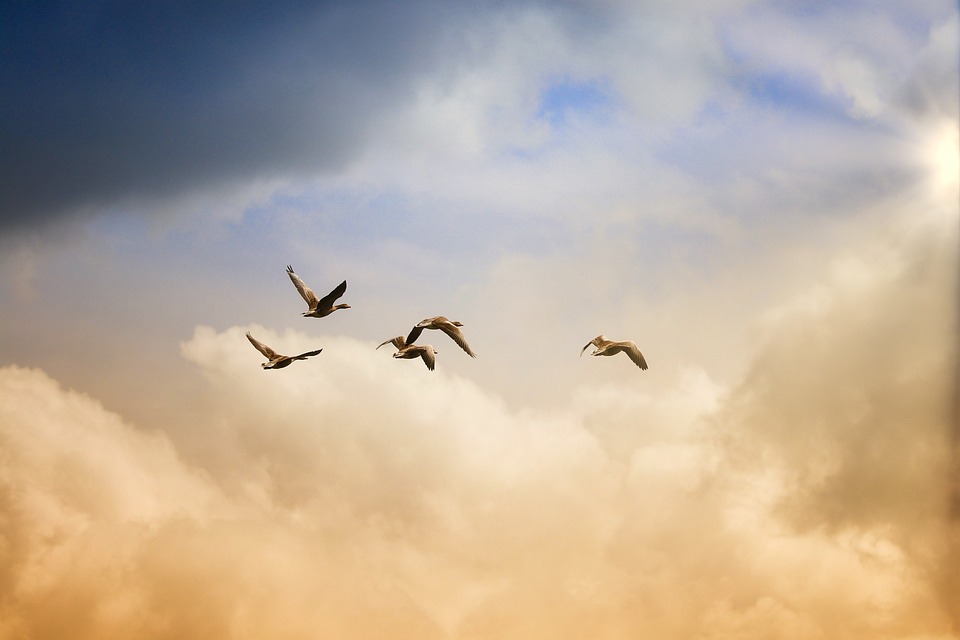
(406, 315), (476, 358)
(286, 265), (351, 318)
(377, 335), (437, 371)
(581, 335), (648, 370)
(246, 332), (322, 369)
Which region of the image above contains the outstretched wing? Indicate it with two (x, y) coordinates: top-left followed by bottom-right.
(404, 325), (424, 345)
(246, 332), (280, 360)
(580, 335), (604, 356)
(376, 336), (406, 350)
(316, 280), (347, 310)
(439, 322), (476, 357)
(419, 346), (436, 371)
(622, 341), (648, 370)
(286, 265), (319, 307)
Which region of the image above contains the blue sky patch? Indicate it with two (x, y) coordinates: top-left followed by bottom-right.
(537, 78), (614, 126)
(741, 70), (850, 120)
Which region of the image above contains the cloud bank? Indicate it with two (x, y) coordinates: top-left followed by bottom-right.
(1, 207), (955, 638)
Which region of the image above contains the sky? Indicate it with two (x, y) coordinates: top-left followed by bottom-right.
(1, 1), (958, 638)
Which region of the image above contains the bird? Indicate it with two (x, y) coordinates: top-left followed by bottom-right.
(405, 316), (476, 358)
(580, 335), (648, 370)
(246, 332), (322, 369)
(377, 335), (437, 371)
(286, 265), (351, 318)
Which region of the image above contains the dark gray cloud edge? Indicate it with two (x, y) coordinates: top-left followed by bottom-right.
(0, 1), (482, 233)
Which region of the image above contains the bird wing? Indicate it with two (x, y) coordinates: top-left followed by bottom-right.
(580, 335), (604, 356)
(377, 336), (406, 350)
(316, 280), (347, 311)
(286, 265), (319, 307)
(293, 348), (323, 359)
(419, 346), (436, 371)
(246, 332), (280, 360)
(622, 341), (648, 370)
(439, 322), (476, 357)
(416, 316), (444, 328)
(404, 325), (424, 345)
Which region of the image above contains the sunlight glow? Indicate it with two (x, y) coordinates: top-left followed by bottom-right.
(927, 119), (960, 198)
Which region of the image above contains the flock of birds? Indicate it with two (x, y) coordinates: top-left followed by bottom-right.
(246, 266), (648, 372)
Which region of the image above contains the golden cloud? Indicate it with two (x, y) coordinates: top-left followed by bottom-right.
(1, 209), (956, 638)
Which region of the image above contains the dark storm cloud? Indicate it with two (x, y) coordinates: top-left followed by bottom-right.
(0, 1), (468, 231)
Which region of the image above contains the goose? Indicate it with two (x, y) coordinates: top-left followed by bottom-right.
(405, 316), (476, 358)
(377, 335), (437, 371)
(286, 265), (351, 318)
(580, 335), (648, 370)
(246, 332), (322, 369)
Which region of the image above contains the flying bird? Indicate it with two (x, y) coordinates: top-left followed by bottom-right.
(405, 316), (476, 358)
(246, 332), (322, 369)
(377, 335), (437, 371)
(286, 265), (351, 318)
(580, 335), (648, 370)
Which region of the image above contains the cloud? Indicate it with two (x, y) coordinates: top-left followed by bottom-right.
(713, 206), (959, 616)
(0, 3), (956, 637)
(0, 0), (746, 234)
(0, 1), (457, 232)
(2, 195), (956, 637)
